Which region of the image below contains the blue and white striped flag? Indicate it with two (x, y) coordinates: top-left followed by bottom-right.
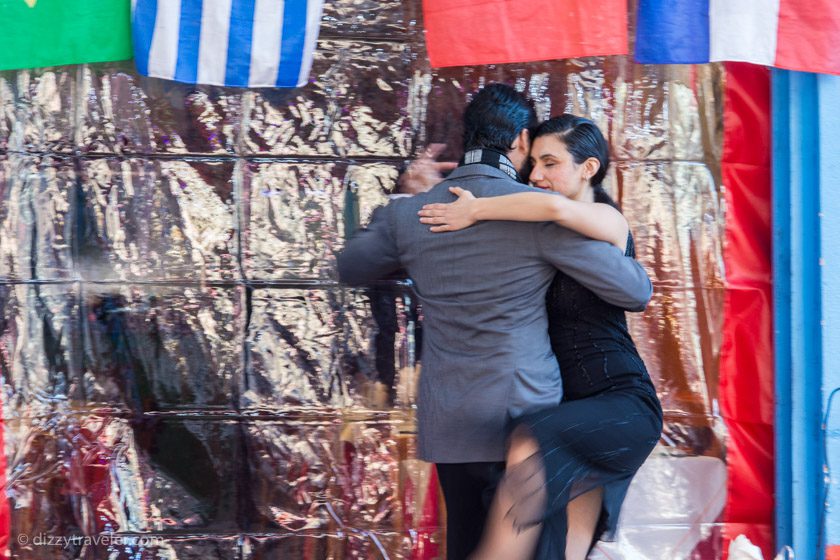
(132, 0), (324, 88)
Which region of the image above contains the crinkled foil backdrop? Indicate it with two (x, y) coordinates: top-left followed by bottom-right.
(0, 1), (726, 558)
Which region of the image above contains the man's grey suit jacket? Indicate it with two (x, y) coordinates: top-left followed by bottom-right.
(338, 163), (653, 463)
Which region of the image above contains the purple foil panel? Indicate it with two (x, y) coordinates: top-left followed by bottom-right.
(244, 40), (412, 157)
(7, 414), (141, 554)
(79, 284), (243, 411)
(0, 79), (9, 152)
(244, 418), (442, 554)
(241, 161), (346, 281)
(243, 286), (420, 412)
(243, 533), (408, 560)
(0, 154), (76, 281)
(79, 536), (242, 560)
(0, 67), (77, 154)
(242, 161), (396, 280)
(0, 283), (81, 414)
(245, 288), (355, 410)
(321, 0), (408, 37)
(77, 61), (243, 156)
(76, 158), (238, 282)
(246, 420), (338, 533)
(131, 418), (242, 533)
(330, 419), (402, 532)
(7, 414), (244, 548)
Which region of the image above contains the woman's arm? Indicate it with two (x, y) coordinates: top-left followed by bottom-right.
(418, 187), (629, 251)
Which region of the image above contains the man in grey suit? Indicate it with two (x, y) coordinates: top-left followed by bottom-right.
(337, 84), (652, 559)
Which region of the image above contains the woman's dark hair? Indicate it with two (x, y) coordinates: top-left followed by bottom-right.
(462, 84), (538, 153)
(532, 114), (610, 187)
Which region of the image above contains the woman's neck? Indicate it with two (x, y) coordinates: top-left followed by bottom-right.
(577, 185), (596, 204)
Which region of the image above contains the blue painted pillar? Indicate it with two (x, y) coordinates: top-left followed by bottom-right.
(817, 73), (840, 558)
(772, 69), (840, 560)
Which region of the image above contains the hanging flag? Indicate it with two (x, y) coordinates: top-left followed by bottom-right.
(132, 0), (325, 88)
(423, 0), (628, 68)
(635, 0), (840, 76)
(0, 0), (132, 71)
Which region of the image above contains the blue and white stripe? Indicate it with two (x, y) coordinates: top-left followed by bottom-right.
(132, 0), (324, 88)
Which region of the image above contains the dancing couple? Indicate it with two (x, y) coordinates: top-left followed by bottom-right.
(338, 84), (662, 560)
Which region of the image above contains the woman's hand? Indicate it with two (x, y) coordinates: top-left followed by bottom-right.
(418, 186), (478, 232)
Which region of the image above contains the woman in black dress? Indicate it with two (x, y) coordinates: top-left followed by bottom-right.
(418, 115), (663, 559)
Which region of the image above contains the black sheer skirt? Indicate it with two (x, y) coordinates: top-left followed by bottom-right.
(500, 382), (662, 559)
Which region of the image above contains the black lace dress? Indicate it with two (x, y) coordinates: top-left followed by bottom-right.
(505, 194), (663, 558)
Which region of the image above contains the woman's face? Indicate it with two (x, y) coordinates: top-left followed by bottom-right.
(528, 135), (591, 201)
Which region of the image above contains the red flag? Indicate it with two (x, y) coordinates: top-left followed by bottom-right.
(775, 0), (840, 75)
(423, 0), (628, 68)
(719, 62), (774, 559)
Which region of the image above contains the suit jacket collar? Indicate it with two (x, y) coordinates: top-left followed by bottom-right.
(447, 162), (522, 183)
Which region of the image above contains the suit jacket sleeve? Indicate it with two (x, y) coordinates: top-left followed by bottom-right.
(535, 222), (653, 311)
(337, 204), (402, 286)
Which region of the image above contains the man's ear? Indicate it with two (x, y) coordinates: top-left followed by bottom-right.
(512, 128), (530, 155)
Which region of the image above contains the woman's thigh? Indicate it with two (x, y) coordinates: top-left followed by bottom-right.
(520, 391), (661, 474)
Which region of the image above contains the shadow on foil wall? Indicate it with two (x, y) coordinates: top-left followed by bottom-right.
(0, 0), (729, 558)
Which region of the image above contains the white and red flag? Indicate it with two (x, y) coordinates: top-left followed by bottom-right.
(635, 0), (840, 75)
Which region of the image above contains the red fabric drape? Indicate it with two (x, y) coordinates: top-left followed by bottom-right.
(0, 414), (7, 557)
(720, 61), (775, 558)
(422, 0), (627, 68)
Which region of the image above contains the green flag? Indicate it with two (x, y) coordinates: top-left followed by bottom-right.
(0, 0), (132, 71)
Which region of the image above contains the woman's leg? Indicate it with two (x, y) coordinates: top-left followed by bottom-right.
(470, 428), (544, 560)
(471, 433), (607, 560)
(564, 486), (604, 560)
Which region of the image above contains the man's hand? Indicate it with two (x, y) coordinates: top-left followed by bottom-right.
(396, 143), (458, 195)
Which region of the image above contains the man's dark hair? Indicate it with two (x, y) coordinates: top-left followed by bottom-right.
(462, 84), (538, 153)
(532, 114), (610, 187)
